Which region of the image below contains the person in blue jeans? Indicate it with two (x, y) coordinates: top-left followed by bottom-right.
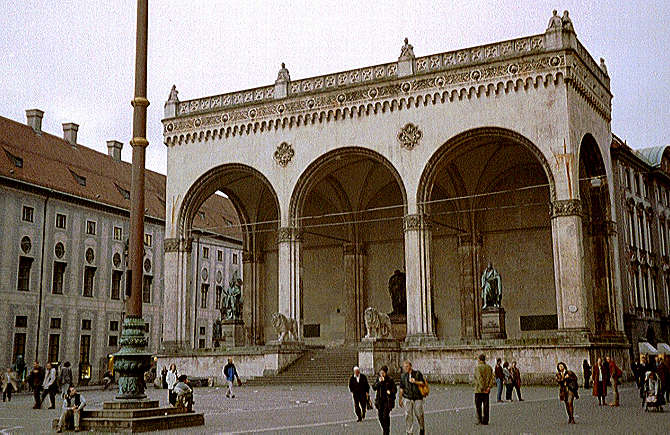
(222, 359), (240, 398)
(494, 358), (504, 402)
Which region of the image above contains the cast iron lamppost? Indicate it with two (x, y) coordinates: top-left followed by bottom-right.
(114, 0), (152, 400)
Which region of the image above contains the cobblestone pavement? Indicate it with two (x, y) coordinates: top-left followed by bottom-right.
(1, 383), (668, 434)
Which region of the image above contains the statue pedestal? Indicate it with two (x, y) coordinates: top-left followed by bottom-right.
(359, 338), (402, 377)
(218, 320), (245, 347)
(481, 308), (507, 339)
(389, 313), (407, 341)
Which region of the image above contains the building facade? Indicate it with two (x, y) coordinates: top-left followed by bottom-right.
(611, 137), (670, 357)
(0, 112), (241, 383)
(161, 11), (632, 380)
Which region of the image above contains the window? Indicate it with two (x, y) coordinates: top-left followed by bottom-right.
(627, 209), (636, 247)
(12, 333), (26, 364)
(111, 270), (122, 300)
(48, 334), (60, 364)
(661, 222), (667, 256)
(217, 250), (223, 262)
(633, 270), (641, 308)
(55, 213), (66, 229)
(651, 274), (658, 311)
(15, 316), (27, 328)
(142, 275), (152, 303)
(83, 266), (95, 297)
(70, 169), (86, 187)
(22, 206), (34, 222)
(232, 253), (238, 265)
(108, 336), (118, 347)
(17, 256), (32, 291)
(144, 233), (152, 247)
(50, 318), (61, 329)
(202, 247), (209, 259)
(109, 320), (119, 332)
(198, 339), (206, 349)
(81, 319), (91, 330)
(635, 173), (640, 195)
(216, 285), (223, 309)
(86, 220), (96, 235)
(113, 226), (122, 241)
(200, 284), (209, 309)
(199, 326), (206, 335)
(79, 335), (90, 364)
(52, 262), (66, 294)
(145, 322), (150, 333)
(4, 148), (23, 168)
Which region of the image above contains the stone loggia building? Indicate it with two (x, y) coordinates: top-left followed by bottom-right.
(161, 11), (643, 381)
(0, 112), (242, 383)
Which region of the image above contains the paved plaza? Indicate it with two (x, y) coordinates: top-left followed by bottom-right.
(0, 382), (668, 434)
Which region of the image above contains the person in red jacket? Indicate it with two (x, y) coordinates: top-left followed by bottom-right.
(606, 356), (622, 406)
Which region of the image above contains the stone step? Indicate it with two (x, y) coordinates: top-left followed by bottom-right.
(84, 406), (185, 419)
(53, 408), (204, 433)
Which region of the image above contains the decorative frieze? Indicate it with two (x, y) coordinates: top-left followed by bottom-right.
(273, 142), (295, 167)
(397, 123), (423, 150)
(550, 199), (583, 218)
(403, 214), (432, 232)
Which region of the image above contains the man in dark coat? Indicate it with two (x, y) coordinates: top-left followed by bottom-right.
(348, 366), (370, 422)
(26, 361), (45, 409)
(372, 365), (396, 435)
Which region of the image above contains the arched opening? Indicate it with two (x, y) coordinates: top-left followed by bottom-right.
(178, 164), (280, 347)
(579, 134), (615, 333)
(290, 148), (407, 344)
(418, 128), (557, 340)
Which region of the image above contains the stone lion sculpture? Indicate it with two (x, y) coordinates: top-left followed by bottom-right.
(364, 307), (393, 339)
(271, 312), (298, 342)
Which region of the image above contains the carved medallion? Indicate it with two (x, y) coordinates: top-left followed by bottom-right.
(144, 258), (151, 273)
(85, 247), (95, 264)
(273, 142), (295, 167)
(397, 123), (423, 150)
(113, 252), (122, 268)
(21, 236), (31, 254)
(55, 242), (65, 259)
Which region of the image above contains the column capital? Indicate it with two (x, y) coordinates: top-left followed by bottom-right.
(343, 242), (366, 256)
(277, 226), (302, 243)
(164, 237), (192, 252)
(403, 214), (431, 232)
(243, 250), (265, 264)
(550, 199), (582, 218)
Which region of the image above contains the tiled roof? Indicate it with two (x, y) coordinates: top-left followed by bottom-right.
(0, 115), (241, 241)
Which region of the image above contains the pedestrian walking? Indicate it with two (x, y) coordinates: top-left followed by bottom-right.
(223, 359), (241, 398)
(349, 366), (370, 422)
(12, 355), (26, 387)
(59, 362), (73, 396)
(606, 356), (622, 406)
(55, 386), (86, 433)
(161, 366), (168, 389)
(502, 362), (513, 401)
(399, 360), (427, 435)
(592, 357), (609, 406)
(473, 354), (495, 426)
(166, 364), (178, 406)
(372, 365), (396, 435)
(26, 361), (45, 409)
(494, 358), (504, 402)
(2, 368), (18, 402)
(556, 362), (579, 424)
(582, 359), (591, 389)
(40, 362), (58, 409)
(510, 361), (523, 401)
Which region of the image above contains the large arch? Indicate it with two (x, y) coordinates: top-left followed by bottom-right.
(288, 147), (408, 344)
(417, 127), (557, 340)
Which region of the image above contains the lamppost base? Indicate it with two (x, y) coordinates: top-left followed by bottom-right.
(113, 316), (152, 400)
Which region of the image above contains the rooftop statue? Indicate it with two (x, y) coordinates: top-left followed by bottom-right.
(167, 84), (179, 103)
(547, 10), (562, 30)
(276, 62), (291, 83)
(399, 37), (415, 60)
(561, 10), (574, 32)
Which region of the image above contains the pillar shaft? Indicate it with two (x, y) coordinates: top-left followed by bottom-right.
(403, 214), (435, 340)
(343, 243), (366, 342)
(458, 234), (481, 338)
(278, 227), (301, 339)
(242, 251), (264, 344)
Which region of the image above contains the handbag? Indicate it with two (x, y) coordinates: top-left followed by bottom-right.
(418, 380), (430, 398)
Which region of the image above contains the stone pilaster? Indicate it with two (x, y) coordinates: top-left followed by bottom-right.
(550, 199), (593, 331)
(277, 227), (302, 340)
(343, 242), (366, 342)
(161, 237), (193, 351)
(458, 233), (482, 338)
(242, 250), (265, 344)
(403, 214), (436, 341)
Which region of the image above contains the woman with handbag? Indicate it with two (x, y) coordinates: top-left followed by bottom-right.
(372, 366), (396, 435)
(556, 362), (579, 424)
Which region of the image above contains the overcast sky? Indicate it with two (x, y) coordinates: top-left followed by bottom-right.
(1, 0), (669, 174)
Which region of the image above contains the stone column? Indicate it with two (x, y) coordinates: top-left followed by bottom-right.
(277, 227), (302, 340)
(550, 200), (593, 331)
(343, 242), (366, 342)
(242, 250), (264, 345)
(162, 238), (193, 351)
(403, 214), (436, 341)
(458, 233), (481, 338)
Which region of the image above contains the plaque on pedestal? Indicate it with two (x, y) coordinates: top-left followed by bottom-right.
(217, 320), (245, 347)
(389, 313), (407, 341)
(481, 307), (506, 339)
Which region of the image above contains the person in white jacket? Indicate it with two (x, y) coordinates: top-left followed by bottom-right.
(166, 364), (178, 406)
(40, 363), (57, 409)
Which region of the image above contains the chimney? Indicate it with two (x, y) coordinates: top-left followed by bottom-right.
(62, 123), (79, 145)
(107, 140), (123, 161)
(26, 109), (44, 133)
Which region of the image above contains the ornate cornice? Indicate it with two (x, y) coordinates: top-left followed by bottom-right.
(403, 214), (432, 232)
(550, 199), (583, 218)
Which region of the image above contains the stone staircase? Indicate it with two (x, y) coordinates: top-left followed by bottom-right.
(52, 400), (204, 433)
(245, 346), (359, 385)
